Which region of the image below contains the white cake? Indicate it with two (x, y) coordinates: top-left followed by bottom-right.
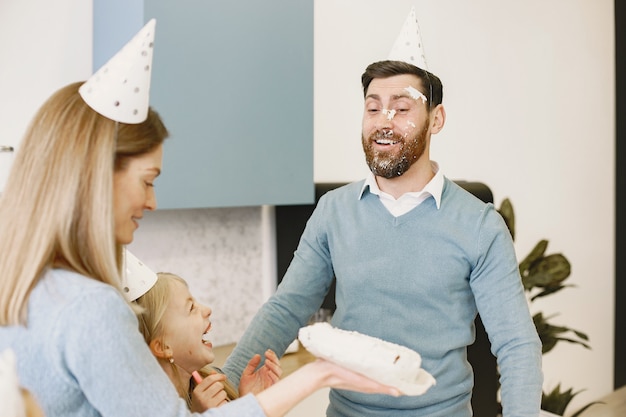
(298, 322), (435, 396)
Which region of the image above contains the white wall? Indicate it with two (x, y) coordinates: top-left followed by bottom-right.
(0, 0), (92, 191)
(315, 1), (615, 413)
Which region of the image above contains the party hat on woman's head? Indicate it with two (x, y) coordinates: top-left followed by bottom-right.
(79, 19), (156, 124)
(387, 7), (428, 71)
(122, 249), (158, 302)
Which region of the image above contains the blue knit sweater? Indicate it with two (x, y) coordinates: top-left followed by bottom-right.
(225, 178), (542, 417)
(0, 269), (264, 417)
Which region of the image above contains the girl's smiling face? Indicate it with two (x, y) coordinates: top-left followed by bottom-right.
(159, 278), (215, 375)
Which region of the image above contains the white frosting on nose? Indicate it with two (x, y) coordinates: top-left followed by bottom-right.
(382, 108), (396, 121)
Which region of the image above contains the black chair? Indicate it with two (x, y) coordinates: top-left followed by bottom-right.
(275, 181), (499, 417)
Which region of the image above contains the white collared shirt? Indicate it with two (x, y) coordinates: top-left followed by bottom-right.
(359, 161), (443, 217)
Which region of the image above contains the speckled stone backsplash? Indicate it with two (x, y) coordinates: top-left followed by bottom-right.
(128, 206), (273, 346)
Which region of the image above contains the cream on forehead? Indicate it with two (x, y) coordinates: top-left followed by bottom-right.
(405, 86), (427, 104)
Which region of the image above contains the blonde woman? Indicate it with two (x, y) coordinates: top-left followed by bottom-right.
(136, 272), (282, 412)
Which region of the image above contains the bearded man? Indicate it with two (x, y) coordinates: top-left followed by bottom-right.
(224, 10), (542, 417)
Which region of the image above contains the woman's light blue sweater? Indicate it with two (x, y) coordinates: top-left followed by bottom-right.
(224, 178), (542, 417)
(0, 269), (264, 417)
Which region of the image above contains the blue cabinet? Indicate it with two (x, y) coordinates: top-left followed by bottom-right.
(94, 0), (314, 208)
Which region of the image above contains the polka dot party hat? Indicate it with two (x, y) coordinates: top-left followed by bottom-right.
(79, 19), (156, 124)
(121, 249), (158, 302)
(387, 7), (428, 71)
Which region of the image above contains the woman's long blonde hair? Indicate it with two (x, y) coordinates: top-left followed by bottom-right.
(0, 81), (168, 325)
(136, 273), (238, 405)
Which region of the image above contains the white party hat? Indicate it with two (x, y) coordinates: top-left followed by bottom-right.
(387, 7), (428, 70)
(79, 19), (156, 124)
(0, 349), (26, 417)
(122, 249), (158, 302)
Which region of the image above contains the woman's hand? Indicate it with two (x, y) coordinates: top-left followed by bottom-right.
(190, 372), (229, 412)
(255, 358), (401, 417)
(239, 349), (282, 396)
(308, 359), (402, 395)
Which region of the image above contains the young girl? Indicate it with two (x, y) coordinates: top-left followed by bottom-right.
(135, 272), (282, 412)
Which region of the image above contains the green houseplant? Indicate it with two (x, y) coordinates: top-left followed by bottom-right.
(496, 198), (602, 416)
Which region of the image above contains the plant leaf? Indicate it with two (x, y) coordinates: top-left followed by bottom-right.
(527, 254), (571, 287)
(533, 313), (590, 353)
(541, 384), (584, 415)
(497, 198), (515, 240)
(570, 401), (605, 417)
(519, 240), (549, 280)
(529, 285), (568, 301)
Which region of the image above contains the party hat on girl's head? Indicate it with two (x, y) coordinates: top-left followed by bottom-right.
(79, 19), (156, 124)
(387, 7), (428, 70)
(0, 349), (25, 417)
(122, 249), (158, 302)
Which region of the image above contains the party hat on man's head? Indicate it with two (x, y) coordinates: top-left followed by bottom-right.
(79, 19), (156, 124)
(121, 249), (158, 302)
(387, 7), (428, 70)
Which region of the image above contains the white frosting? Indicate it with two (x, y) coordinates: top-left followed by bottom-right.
(298, 323), (435, 396)
(404, 86), (427, 104)
(382, 108), (396, 121)
(381, 129), (394, 138)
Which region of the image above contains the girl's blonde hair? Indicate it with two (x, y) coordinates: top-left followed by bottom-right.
(135, 273), (238, 405)
(0, 81), (168, 325)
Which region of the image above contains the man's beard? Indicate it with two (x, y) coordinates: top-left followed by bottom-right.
(362, 122), (429, 179)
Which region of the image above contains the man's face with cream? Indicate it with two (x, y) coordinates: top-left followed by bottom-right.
(361, 73), (430, 179)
